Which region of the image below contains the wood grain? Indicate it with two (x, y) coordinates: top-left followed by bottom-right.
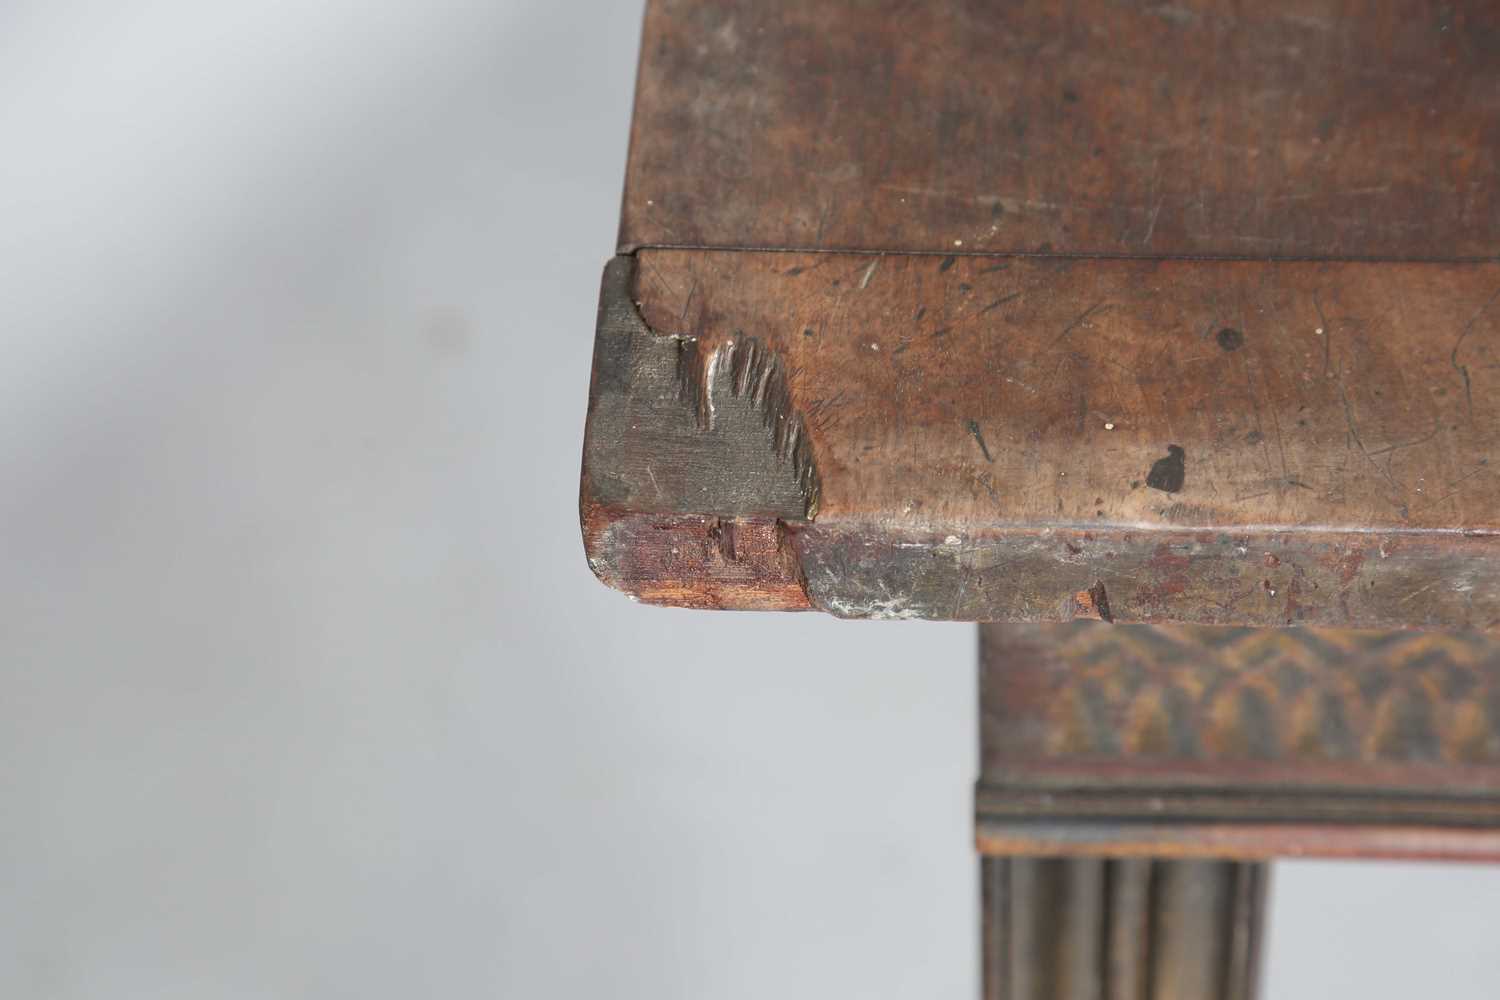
(582, 251), (1500, 627)
(622, 0), (1500, 259)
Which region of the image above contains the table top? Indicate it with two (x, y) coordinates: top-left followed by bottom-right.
(581, 0), (1500, 628)
(620, 0), (1498, 260)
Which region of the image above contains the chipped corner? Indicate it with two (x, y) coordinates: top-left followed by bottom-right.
(1069, 580), (1114, 623)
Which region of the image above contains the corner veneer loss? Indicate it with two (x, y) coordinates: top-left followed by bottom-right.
(585, 0), (1500, 626)
(581, 257), (816, 610)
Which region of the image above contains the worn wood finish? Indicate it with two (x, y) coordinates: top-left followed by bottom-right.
(588, 2), (1500, 993)
(622, 0), (1500, 259)
(981, 857), (1265, 1000)
(583, 251), (1500, 627)
(978, 622), (1500, 860)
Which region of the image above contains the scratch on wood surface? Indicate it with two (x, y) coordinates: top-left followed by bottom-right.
(1367, 417), (1442, 459)
(1398, 578), (1442, 605)
(1059, 300), (1111, 343)
(979, 292), (1022, 315)
(937, 291), (1023, 339)
(1005, 376), (1039, 395)
(973, 470), (1003, 508)
(642, 255), (681, 301)
(1268, 396), (1290, 483)
(1266, 185), (1393, 202)
(1338, 383), (1406, 513)
(1140, 194), (1165, 247)
(950, 538), (970, 618)
(1313, 289), (1332, 378)
(968, 419), (996, 462)
(1407, 460), (1492, 516)
(1452, 286), (1500, 423)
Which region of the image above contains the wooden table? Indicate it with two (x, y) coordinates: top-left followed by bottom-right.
(580, 3), (1500, 995)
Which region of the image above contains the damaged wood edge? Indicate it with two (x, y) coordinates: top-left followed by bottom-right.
(579, 255), (819, 608)
(1070, 580), (1113, 623)
(580, 508), (812, 611)
(616, 251), (821, 515)
(796, 526), (1500, 628)
(673, 331), (820, 513)
(583, 256), (1500, 626)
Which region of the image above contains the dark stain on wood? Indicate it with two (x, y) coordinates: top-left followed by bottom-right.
(1146, 445), (1187, 494)
(1216, 327), (1245, 352)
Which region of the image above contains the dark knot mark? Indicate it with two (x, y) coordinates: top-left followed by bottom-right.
(1216, 327), (1245, 351)
(1146, 445), (1186, 493)
(967, 419), (995, 462)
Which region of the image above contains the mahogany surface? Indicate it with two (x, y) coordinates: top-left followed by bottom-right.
(583, 1), (1500, 627)
(620, 0), (1499, 259)
(585, 252), (1500, 627)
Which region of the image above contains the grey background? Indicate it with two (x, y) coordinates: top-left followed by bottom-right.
(2, 1), (1498, 996)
